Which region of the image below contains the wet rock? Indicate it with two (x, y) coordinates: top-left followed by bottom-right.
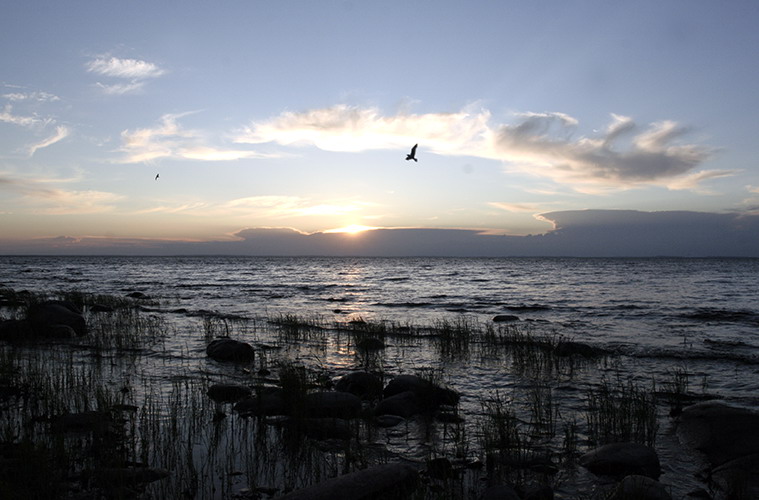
(479, 484), (521, 500)
(126, 291), (148, 299)
(305, 391), (362, 419)
(579, 442), (661, 479)
(356, 337), (385, 350)
(300, 417), (352, 441)
(493, 315), (520, 323)
(0, 319), (32, 341)
(374, 391), (423, 418)
(233, 388), (287, 416)
(86, 466), (169, 486)
(709, 453), (759, 499)
(277, 462), (418, 500)
(90, 303), (115, 313)
(206, 338), (255, 363)
(610, 475), (672, 500)
(27, 301), (87, 336)
(375, 414), (405, 427)
(207, 383), (252, 403)
(554, 340), (605, 358)
(52, 410), (111, 433)
(677, 401), (759, 466)
(426, 457), (455, 480)
(335, 371), (383, 400)
(383, 374), (459, 409)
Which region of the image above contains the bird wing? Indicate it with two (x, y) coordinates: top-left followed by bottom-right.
(410, 144), (417, 155)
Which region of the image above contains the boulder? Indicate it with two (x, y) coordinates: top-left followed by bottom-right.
(579, 442), (661, 479)
(335, 371), (383, 400)
(206, 338), (255, 363)
(300, 417), (353, 441)
(554, 340), (605, 358)
(677, 401), (759, 466)
(374, 391), (423, 419)
(383, 374), (459, 409)
(610, 475), (672, 500)
(0, 319), (32, 341)
(710, 453), (759, 499)
(27, 301), (87, 336)
(277, 462), (419, 500)
(207, 383), (252, 403)
(356, 337), (385, 350)
(305, 391), (362, 419)
(493, 315), (520, 323)
(233, 388), (287, 416)
(479, 484), (521, 500)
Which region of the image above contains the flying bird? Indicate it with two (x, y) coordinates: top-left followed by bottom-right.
(405, 144), (418, 162)
(155, 173), (160, 181)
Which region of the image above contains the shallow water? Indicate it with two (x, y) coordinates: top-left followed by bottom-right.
(2, 256), (758, 497)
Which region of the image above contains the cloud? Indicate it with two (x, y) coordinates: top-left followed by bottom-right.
(118, 113), (273, 163)
(5, 210), (758, 257)
(86, 56), (165, 79)
(235, 104), (491, 156)
(28, 126), (69, 155)
(2, 91), (60, 102)
(0, 104), (53, 128)
(236, 105), (719, 191)
(0, 173), (122, 214)
(86, 55), (165, 95)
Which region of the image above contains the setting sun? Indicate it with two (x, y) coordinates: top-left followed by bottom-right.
(324, 224), (378, 235)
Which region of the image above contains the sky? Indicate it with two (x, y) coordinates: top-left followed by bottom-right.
(2, 1), (759, 256)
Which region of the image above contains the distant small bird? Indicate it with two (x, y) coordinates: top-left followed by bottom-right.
(405, 144), (418, 162)
(155, 173), (160, 180)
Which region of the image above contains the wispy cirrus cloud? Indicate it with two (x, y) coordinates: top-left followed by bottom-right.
(2, 91), (60, 102)
(86, 55), (165, 95)
(118, 113), (275, 163)
(235, 105), (720, 192)
(28, 125), (69, 156)
(0, 173), (122, 214)
(0, 103), (53, 128)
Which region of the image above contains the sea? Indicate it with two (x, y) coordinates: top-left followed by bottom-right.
(2, 255), (759, 497)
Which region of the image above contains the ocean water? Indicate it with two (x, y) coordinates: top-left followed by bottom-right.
(2, 256), (759, 497)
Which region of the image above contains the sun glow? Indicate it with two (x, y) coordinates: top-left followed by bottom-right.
(324, 224), (378, 235)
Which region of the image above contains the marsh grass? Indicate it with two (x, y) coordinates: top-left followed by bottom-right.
(586, 375), (659, 447)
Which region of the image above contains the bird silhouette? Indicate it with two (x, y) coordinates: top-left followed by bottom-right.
(155, 173), (159, 181)
(405, 144), (418, 162)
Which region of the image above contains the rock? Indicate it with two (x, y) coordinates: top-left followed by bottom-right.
(579, 442), (661, 479)
(677, 401), (759, 466)
(305, 391), (362, 419)
(356, 337), (385, 350)
(0, 319), (32, 341)
(426, 457), (455, 480)
(234, 388), (287, 416)
(493, 315), (520, 323)
(374, 391), (423, 418)
(207, 383), (252, 403)
(27, 301), (87, 336)
(375, 415), (405, 427)
(383, 374), (459, 409)
(300, 417), (352, 441)
(479, 484), (521, 500)
(126, 291), (148, 299)
(335, 371), (383, 400)
(277, 462), (419, 500)
(610, 475), (672, 500)
(710, 453), (759, 499)
(52, 411), (111, 433)
(90, 303), (115, 313)
(554, 340), (604, 358)
(86, 467), (169, 486)
(206, 338), (255, 363)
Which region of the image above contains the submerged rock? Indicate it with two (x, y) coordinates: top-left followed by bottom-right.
(305, 391), (362, 419)
(207, 383), (252, 403)
(610, 475), (672, 500)
(206, 338), (255, 363)
(234, 388), (287, 416)
(27, 301), (87, 337)
(277, 462), (419, 500)
(383, 374), (459, 408)
(554, 340), (605, 358)
(579, 442), (661, 479)
(374, 391), (423, 419)
(335, 371), (383, 400)
(492, 315), (520, 323)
